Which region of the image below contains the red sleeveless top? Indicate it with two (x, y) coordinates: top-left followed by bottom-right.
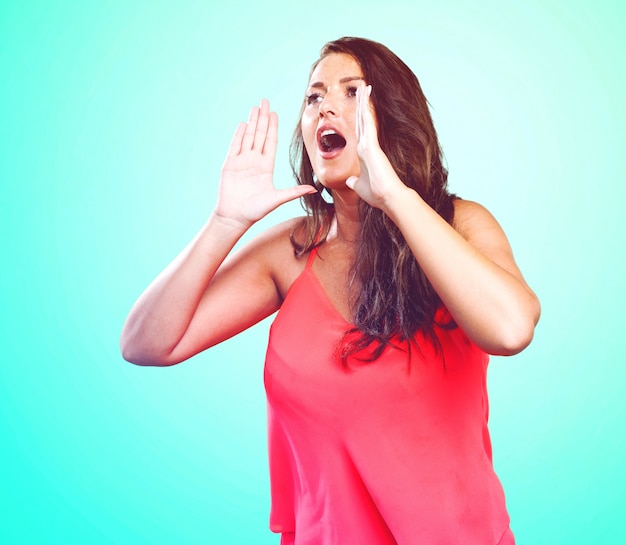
(264, 245), (514, 545)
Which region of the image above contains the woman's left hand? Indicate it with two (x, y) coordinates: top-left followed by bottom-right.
(345, 85), (409, 211)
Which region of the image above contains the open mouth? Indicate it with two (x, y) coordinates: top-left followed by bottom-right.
(318, 129), (347, 154)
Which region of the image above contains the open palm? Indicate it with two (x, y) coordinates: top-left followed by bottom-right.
(346, 85), (406, 212)
(216, 99), (316, 227)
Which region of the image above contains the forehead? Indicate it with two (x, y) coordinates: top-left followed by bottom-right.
(308, 53), (363, 84)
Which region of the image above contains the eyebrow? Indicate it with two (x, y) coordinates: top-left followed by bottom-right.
(308, 76), (365, 88)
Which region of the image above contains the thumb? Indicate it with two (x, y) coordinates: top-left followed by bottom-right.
(274, 185), (318, 207)
(345, 176), (359, 191)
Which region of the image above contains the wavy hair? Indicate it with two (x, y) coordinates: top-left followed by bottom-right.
(289, 37), (456, 362)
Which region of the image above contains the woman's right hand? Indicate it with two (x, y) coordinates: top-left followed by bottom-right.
(121, 100), (315, 366)
(215, 99), (316, 228)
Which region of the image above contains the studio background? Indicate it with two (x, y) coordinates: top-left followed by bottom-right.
(2, 1), (624, 543)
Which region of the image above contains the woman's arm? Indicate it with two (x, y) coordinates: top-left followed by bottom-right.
(347, 86), (540, 356)
(120, 100), (316, 366)
(386, 194), (540, 355)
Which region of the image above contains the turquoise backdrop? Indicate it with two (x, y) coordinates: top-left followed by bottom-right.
(2, 0), (625, 543)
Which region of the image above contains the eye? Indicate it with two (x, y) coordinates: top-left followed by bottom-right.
(306, 92), (323, 106)
(346, 86), (358, 98)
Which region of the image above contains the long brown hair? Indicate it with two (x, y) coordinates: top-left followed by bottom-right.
(290, 37), (456, 361)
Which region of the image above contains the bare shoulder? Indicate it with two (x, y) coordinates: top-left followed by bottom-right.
(452, 198), (503, 238)
(229, 216), (308, 298)
(245, 216), (304, 263)
(451, 197), (527, 279)
(452, 198), (514, 251)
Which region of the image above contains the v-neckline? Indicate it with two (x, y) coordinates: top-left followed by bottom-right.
(303, 267), (354, 327)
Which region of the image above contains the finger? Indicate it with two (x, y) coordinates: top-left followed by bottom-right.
(253, 99), (270, 151)
(226, 122), (246, 158)
(357, 84), (371, 142)
(273, 185), (318, 207)
(263, 111), (279, 158)
(355, 84), (365, 142)
(360, 85), (374, 138)
(241, 106), (260, 150)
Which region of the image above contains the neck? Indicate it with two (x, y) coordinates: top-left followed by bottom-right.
(328, 188), (361, 244)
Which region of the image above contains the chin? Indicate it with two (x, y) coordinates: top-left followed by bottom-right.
(316, 177), (347, 193)
(315, 167), (359, 189)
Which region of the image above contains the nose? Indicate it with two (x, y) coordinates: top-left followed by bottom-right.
(319, 91), (339, 118)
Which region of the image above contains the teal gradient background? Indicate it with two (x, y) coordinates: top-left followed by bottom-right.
(2, 1), (624, 543)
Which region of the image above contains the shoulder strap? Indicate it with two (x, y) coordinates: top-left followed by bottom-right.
(305, 244), (319, 269)
(305, 226), (327, 269)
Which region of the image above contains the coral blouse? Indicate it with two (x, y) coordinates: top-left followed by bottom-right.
(264, 245), (514, 545)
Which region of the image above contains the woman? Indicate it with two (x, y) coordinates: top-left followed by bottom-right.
(121, 37), (540, 544)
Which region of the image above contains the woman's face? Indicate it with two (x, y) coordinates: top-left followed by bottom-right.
(301, 53), (365, 190)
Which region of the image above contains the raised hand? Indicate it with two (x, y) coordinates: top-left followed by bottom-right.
(345, 85), (407, 211)
(215, 99), (316, 228)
